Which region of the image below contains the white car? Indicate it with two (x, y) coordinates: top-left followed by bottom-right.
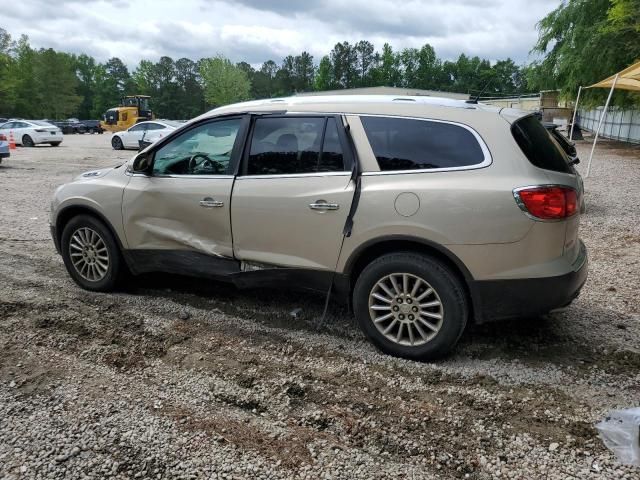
(111, 120), (181, 150)
(0, 120), (63, 147)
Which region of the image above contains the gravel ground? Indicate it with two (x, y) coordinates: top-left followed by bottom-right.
(0, 134), (639, 479)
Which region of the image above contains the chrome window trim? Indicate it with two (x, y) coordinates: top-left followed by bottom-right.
(357, 113), (492, 175)
(235, 171), (350, 180)
(152, 174), (234, 179)
(125, 171), (233, 180)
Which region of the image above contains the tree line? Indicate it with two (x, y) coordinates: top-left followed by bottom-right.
(0, 0), (637, 121)
(0, 30), (529, 120)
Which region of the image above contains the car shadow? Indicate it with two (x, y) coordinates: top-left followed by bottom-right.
(120, 273), (639, 369)
(124, 273), (357, 339)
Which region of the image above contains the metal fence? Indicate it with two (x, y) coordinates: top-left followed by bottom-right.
(577, 107), (640, 144)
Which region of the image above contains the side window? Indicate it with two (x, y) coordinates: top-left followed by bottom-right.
(361, 116), (486, 171)
(122, 112), (128, 122)
(246, 117), (346, 175)
(152, 118), (241, 176)
(129, 124), (146, 132)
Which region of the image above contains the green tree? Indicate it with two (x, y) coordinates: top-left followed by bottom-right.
(199, 55), (251, 107)
(12, 36), (39, 118)
(400, 48), (420, 88)
(92, 57), (133, 117)
(415, 44), (440, 90)
(175, 57), (204, 118)
(529, 0), (640, 105)
(354, 40), (375, 87)
(293, 51), (314, 92)
(34, 49), (82, 118)
(371, 43), (401, 86)
(314, 55), (334, 91)
(73, 53), (98, 119)
(330, 42), (358, 88)
(0, 28), (16, 115)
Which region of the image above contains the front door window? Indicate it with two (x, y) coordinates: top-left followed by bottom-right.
(152, 119), (241, 176)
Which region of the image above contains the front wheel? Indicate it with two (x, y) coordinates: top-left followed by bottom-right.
(111, 136), (123, 150)
(60, 215), (124, 291)
(353, 252), (468, 360)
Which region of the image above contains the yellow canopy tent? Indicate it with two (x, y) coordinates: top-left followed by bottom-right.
(569, 60), (640, 177)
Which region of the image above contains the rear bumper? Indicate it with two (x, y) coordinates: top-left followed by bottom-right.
(34, 135), (63, 144)
(472, 240), (588, 323)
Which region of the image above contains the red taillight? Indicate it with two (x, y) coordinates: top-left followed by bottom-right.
(514, 186), (578, 220)
(0, 134), (6, 141)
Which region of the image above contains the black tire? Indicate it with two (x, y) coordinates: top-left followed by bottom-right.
(60, 215), (124, 292)
(22, 135), (34, 147)
(353, 252), (468, 360)
(111, 136), (123, 150)
(50, 142), (61, 147)
(89, 128), (96, 134)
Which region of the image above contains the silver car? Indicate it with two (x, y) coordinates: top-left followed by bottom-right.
(0, 131), (9, 163)
(50, 95), (587, 359)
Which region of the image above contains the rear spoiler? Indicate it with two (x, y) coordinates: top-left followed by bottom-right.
(498, 107), (533, 124)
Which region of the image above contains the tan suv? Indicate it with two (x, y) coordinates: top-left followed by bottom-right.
(50, 95), (587, 359)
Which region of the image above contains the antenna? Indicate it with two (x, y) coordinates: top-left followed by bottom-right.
(466, 78), (493, 104)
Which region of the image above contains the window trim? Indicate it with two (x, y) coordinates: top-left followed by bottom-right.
(238, 113), (354, 178)
(357, 114), (492, 176)
(146, 115), (250, 178)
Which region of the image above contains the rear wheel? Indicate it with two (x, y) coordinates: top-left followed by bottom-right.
(22, 135), (34, 147)
(50, 142), (61, 147)
(60, 215), (124, 292)
(111, 136), (123, 150)
(353, 252), (468, 360)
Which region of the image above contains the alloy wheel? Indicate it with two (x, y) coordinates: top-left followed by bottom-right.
(368, 273), (444, 346)
(68, 227), (110, 282)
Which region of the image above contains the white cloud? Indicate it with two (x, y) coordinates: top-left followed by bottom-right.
(2, 0), (560, 67)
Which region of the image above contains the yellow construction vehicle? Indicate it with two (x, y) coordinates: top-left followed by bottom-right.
(100, 95), (153, 133)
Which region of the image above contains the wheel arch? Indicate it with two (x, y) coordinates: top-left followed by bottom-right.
(55, 205), (125, 253)
(342, 236), (478, 321)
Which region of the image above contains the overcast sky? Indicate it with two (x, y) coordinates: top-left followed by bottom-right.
(3, 0), (560, 67)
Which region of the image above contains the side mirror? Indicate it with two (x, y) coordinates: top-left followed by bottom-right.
(132, 152), (152, 173)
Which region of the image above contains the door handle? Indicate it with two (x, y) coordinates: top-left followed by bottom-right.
(199, 197), (224, 208)
(309, 200), (339, 211)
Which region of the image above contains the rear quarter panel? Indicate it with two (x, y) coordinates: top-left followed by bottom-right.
(337, 111), (563, 280)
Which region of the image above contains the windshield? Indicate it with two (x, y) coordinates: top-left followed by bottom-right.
(139, 98), (150, 111)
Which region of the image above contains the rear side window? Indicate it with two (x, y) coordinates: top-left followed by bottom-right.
(247, 117), (346, 175)
(360, 116), (486, 171)
(512, 116), (571, 173)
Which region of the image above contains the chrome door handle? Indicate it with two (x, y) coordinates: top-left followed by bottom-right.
(309, 200), (339, 211)
(199, 197), (224, 208)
